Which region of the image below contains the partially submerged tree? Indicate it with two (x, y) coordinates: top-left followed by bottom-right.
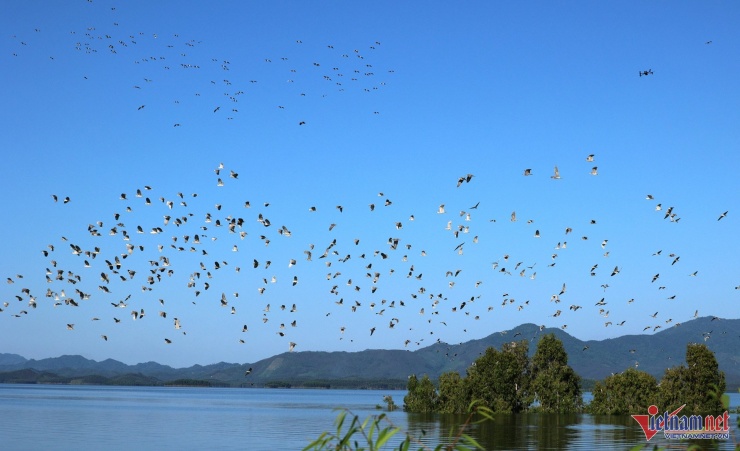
(657, 343), (726, 415)
(404, 335), (582, 414)
(403, 374), (438, 413)
(465, 340), (530, 413)
(437, 370), (468, 414)
(589, 368), (658, 415)
(530, 334), (582, 413)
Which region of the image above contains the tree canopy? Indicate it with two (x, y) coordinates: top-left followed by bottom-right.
(657, 343), (726, 415)
(404, 339), (727, 417)
(465, 340), (531, 413)
(590, 343), (726, 416)
(436, 371), (468, 414)
(404, 334), (581, 414)
(403, 374), (438, 413)
(589, 368), (658, 415)
(530, 334), (582, 413)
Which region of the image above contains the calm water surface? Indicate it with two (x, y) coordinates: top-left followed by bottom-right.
(0, 384), (737, 450)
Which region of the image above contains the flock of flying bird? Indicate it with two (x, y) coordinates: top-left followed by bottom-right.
(7, 2), (393, 129)
(1, 153), (734, 363)
(3, 2), (736, 367)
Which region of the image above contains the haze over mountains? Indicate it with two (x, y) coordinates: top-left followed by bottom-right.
(1, 317), (738, 388)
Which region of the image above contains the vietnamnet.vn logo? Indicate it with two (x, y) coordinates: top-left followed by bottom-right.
(632, 404), (730, 441)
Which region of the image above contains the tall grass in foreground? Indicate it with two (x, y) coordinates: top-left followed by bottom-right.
(303, 401), (493, 451)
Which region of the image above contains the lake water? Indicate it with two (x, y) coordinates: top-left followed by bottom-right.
(0, 384), (737, 450)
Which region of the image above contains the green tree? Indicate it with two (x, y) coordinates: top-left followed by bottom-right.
(656, 365), (689, 412)
(465, 341), (530, 413)
(685, 343), (726, 414)
(403, 374), (438, 413)
(437, 371), (468, 414)
(529, 334), (582, 413)
(658, 343), (726, 415)
(589, 368), (658, 414)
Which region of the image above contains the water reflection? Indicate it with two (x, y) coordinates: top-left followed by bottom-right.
(406, 413), (581, 450)
(449, 413), (579, 449)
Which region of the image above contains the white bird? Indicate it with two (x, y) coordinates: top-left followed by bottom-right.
(551, 166), (561, 179)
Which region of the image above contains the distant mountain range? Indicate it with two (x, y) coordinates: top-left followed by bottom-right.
(1, 317), (738, 389)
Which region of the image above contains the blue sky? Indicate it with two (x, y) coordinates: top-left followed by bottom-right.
(1, 1), (738, 368)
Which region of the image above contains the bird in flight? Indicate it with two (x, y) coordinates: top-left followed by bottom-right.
(551, 166), (561, 179)
(456, 174), (474, 187)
